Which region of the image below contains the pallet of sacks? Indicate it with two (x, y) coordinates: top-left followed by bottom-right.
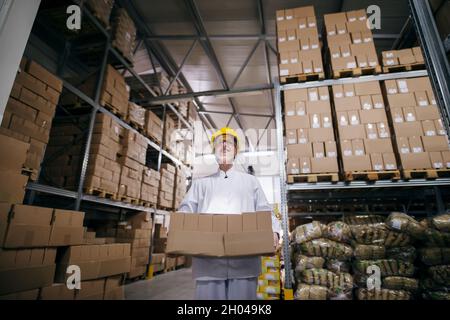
(284, 86), (339, 183)
(324, 10), (381, 78)
(1, 58), (63, 181)
(332, 81), (400, 181)
(383, 76), (450, 179)
(276, 6), (324, 83)
(43, 113), (122, 198)
(382, 47), (425, 73)
(257, 256), (282, 300)
(158, 163), (175, 209)
(0, 203), (91, 299)
(115, 212), (152, 279)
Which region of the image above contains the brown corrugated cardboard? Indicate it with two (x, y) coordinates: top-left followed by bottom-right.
(383, 153), (398, 170)
(365, 123), (378, 140)
(397, 137), (411, 154)
(360, 95), (373, 110)
(310, 114), (321, 128)
(348, 110), (360, 126)
(308, 128), (335, 142)
(305, 100), (331, 114)
(299, 157), (311, 173)
(337, 112), (349, 126)
(285, 115), (310, 129)
(384, 80), (398, 95)
(49, 209), (85, 247)
(287, 144), (312, 157)
(387, 93), (417, 108)
(392, 108), (405, 123)
(75, 279), (105, 300)
(338, 125), (366, 140)
(313, 142), (325, 158)
(40, 283), (75, 300)
(421, 136), (450, 152)
(287, 159), (300, 175)
(403, 107), (417, 122)
(359, 109), (388, 124)
(334, 96), (361, 111)
(0, 171), (27, 204)
(340, 140), (353, 157)
(342, 155), (372, 171)
(325, 141), (337, 158)
(422, 120), (437, 137)
(297, 129), (308, 144)
(415, 106), (442, 121)
(429, 152), (444, 169)
(377, 122), (390, 138)
(354, 81), (381, 96)
(0, 134), (29, 173)
(442, 151), (450, 168)
(364, 139), (394, 154)
(0, 289), (39, 300)
(370, 153), (384, 171)
(352, 140), (365, 156)
(166, 212), (274, 257)
(399, 153), (431, 169)
(415, 91), (429, 107)
(286, 129), (297, 145)
(435, 119), (447, 136)
(310, 158), (339, 173)
(393, 122), (424, 137)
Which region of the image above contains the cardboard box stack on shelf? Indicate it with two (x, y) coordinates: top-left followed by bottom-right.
(276, 6), (324, 81)
(384, 77), (450, 173)
(111, 8), (137, 63)
(1, 58), (63, 180)
(153, 224), (167, 254)
(140, 167), (160, 205)
(324, 10), (380, 78)
(164, 116), (177, 153)
(333, 81), (398, 175)
(145, 110), (163, 144)
(118, 129), (147, 201)
(82, 0), (114, 28)
(43, 113), (122, 196)
(150, 253), (165, 273)
(116, 212), (152, 279)
(0, 134), (30, 204)
(158, 163), (176, 209)
(173, 167), (187, 209)
(127, 102), (146, 131)
(0, 203), (86, 299)
(382, 47), (425, 72)
(284, 87), (339, 177)
(257, 256), (282, 300)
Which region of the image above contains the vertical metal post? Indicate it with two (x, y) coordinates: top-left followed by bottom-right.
(158, 106), (167, 172)
(74, 42), (110, 210)
(434, 186), (445, 215)
(274, 81), (292, 290)
(410, 0), (450, 136)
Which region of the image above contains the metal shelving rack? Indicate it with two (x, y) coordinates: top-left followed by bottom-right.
(276, 0), (450, 292)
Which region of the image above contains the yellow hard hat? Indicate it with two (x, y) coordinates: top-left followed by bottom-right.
(211, 127), (240, 150)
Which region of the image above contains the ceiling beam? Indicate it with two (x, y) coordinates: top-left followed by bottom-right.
(198, 110), (273, 118)
(145, 34), (400, 41)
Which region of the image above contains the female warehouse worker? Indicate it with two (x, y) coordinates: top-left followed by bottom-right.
(178, 127), (281, 300)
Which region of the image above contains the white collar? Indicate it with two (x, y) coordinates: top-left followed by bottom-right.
(218, 166), (235, 178)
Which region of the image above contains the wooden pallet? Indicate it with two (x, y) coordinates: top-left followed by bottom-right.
(344, 170), (401, 181)
(333, 65), (382, 79)
(383, 62), (425, 74)
(164, 266), (176, 273)
(84, 187), (116, 199)
(126, 120), (145, 134)
(139, 200), (156, 208)
(113, 195), (140, 205)
(402, 168), (450, 180)
(22, 167), (38, 181)
(147, 132), (162, 146)
(287, 173), (339, 184)
(157, 204), (174, 211)
(280, 72), (325, 84)
(101, 102), (127, 120)
(126, 274), (146, 282)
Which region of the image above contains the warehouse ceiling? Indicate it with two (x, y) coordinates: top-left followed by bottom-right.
(126, 0), (411, 153)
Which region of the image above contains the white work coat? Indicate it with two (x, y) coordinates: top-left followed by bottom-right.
(178, 166), (281, 280)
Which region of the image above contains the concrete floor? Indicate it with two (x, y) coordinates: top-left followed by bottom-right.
(125, 268), (195, 300)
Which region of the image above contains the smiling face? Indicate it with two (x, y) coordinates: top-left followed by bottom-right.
(213, 134), (237, 165)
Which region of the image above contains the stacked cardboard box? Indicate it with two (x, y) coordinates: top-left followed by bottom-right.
(82, 0), (114, 28)
(54, 243), (131, 282)
(44, 113), (122, 195)
(140, 167), (160, 205)
(112, 8), (137, 63)
(1, 58), (63, 178)
(285, 87), (339, 175)
(158, 163), (176, 208)
(127, 102), (146, 130)
(324, 10), (380, 77)
(0, 134), (30, 204)
(382, 47), (425, 69)
(152, 224), (167, 254)
(333, 81), (397, 172)
(144, 110), (163, 144)
(188, 101), (198, 124)
(257, 256), (282, 300)
(164, 116), (177, 152)
(173, 167), (187, 209)
(384, 77), (450, 170)
(0, 203), (85, 298)
(118, 129), (147, 200)
(116, 212), (152, 279)
(276, 6), (324, 78)
(83, 228), (112, 245)
(150, 253), (165, 273)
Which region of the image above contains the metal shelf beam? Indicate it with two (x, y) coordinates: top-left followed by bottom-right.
(281, 70), (428, 91)
(287, 179), (450, 191)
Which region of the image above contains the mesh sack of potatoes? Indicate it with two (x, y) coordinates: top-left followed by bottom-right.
(386, 246), (417, 263)
(422, 291), (450, 300)
(293, 222), (326, 244)
(299, 239), (353, 260)
(386, 212), (427, 239)
(422, 228), (450, 247)
(324, 221), (352, 243)
(294, 284), (329, 300)
(383, 276), (419, 292)
(353, 244), (386, 260)
(357, 288), (411, 300)
(343, 215), (385, 225)
(427, 265), (450, 285)
(353, 259), (415, 277)
(419, 248), (450, 266)
(325, 259), (351, 274)
(431, 214), (450, 232)
(294, 255), (325, 273)
(301, 268), (336, 287)
(351, 223), (411, 247)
